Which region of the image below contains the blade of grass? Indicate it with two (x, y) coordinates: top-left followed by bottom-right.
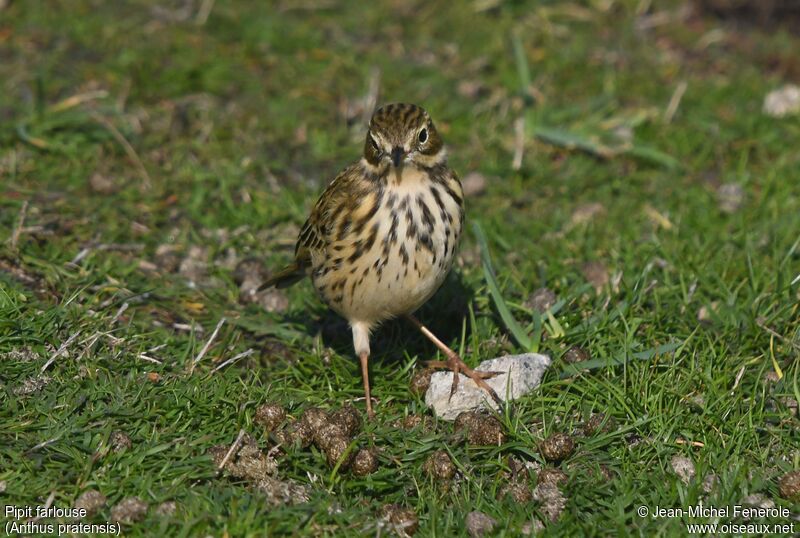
(769, 335), (784, 380)
(560, 341), (682, 378)
(626, 144), (680, 170)
(530, 311), (542, 353)
(474, 222), (533, 351)
(532, 126), (615, 158)
(533, 126), (679, 169)
(511, 32), (531, 99)
(545, 309), (565, 339)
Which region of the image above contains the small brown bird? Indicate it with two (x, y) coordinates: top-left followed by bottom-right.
(261, 103), (499, 416)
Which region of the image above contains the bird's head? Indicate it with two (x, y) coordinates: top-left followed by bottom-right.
(363, 103), (445, 169)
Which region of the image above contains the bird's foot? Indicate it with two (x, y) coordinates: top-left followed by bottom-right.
(426, 354), (503, 406)
(353, 396), (377, 419)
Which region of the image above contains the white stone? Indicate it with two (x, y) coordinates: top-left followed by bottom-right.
(763, 85), (800, 118)
(425, 353), (551, 420)
(670, 455), (695, 484)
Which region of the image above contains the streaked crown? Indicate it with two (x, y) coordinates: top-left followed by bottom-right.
(364, 103), (444, 168)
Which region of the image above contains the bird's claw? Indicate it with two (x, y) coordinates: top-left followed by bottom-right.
(426, 356), (504, 407)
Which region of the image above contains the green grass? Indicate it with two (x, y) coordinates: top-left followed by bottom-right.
(2, 0), (799, 536)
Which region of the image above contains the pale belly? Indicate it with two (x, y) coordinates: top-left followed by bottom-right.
(311, 168), (463, 327)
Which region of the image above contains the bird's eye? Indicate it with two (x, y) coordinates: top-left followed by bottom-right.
(418, 128), (428, 144)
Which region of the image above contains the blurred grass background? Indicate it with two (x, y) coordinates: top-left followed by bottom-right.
(1, 0), (799, 536)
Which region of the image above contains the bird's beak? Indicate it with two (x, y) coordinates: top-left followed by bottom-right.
(391, 146), (404, 168)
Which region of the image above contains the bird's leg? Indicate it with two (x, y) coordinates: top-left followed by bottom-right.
(359, 351), (375, 418)
(352, 322), (376, 418)
(404, 314), (502, 406)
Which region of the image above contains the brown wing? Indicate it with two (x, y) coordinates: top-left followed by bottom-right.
(295, 163), (364, 257)
(260, 164), (363, 290)
(295, 164), (362, 247)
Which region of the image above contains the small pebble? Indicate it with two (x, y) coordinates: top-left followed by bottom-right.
(110, 431), (132, 452)
(208, 434), (276, 481)
(314, 422), (350, 451)
(380, 504), (419, 536)
(351, 448), (379, 476)
(498, 481), (533, 503)
(154, 501), (177, 516)
(582, 413), (615, 435)
(702, 473), (719, 494)
(74, 490), (107, 518)
(697, 301), (719, 323)
(521, 518), (545, 535)
(597, 465), (615, 482)
(330, 405), (362, 437)
(457, 80), (487, 100)
(2, 347), (40, 362)
(255, 476), (310, 506)
(716, 183), (744, 214)
(254, 403), (287, 432)
(537, 468), (568, 487)
(569, 202), (605, 226)
(89, 173), (117, 194)
(670, 454), (695, 484)
(154, 245), (181, 273)
(763, 371), (780, 384)
(110, 497), (148, 524)
(301, 407), (330, 432)
(581, 261), (609, 291)
(237, 440), (276, 480)
(539, 433), (575, 462)
(324, 436), (355, 470)
(778, 470), (800, 501)
(454, 411), (478, 433)
(462, 172), (487, 197)
(409, 369), (433, 396)
(208, 444), (229, 468)
(258, 288), (289, 313)
(625, 433), (644, 447)
(778, 396), (798, 416)
(742, 493), (774, 509)
(178, 245), (209, 283)
(562, 346), (590, 364)
(399, 415), (423, 430)
(275, 419), (314, 448)
(13, 375), (51, 396)
(507, 456), (530, 479)
(454, 411), (506, 446)
(233, 258), (266, 286)
(763, 84), (800, 117)
(423, 450), (456, 480)
(524, 288), (556, 313)
(465, 510), (497, 538)
(533, 482), (566, 522)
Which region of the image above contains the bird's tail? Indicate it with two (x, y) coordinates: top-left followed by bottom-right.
(258, 262), (307, 290)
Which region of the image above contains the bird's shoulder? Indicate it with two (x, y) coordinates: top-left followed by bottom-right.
(295, 161), (373, 257)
